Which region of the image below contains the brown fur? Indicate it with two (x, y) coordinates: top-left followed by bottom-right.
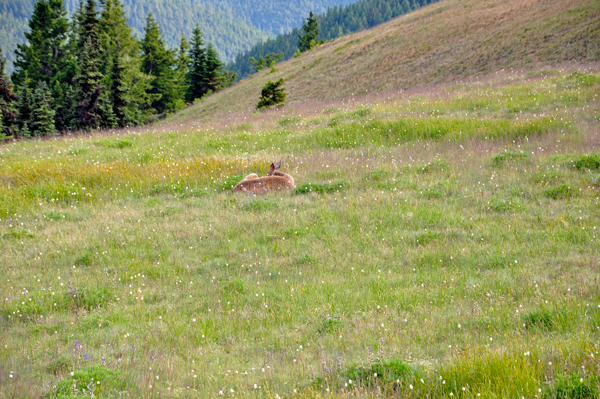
(232, 161), (295, 194)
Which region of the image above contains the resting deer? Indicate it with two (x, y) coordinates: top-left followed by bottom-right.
(233, 160), (295, 194)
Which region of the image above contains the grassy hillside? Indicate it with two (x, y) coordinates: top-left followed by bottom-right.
(2, 65), (600, 397)
(171, 0), (599, 122)
(1, 0), (600, 397)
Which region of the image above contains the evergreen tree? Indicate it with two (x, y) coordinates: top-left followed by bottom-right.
(30, 81), (55, 136)
(73, 36), (104, 129)
(140, 13), (179, 115)
(72, 0), (105, 130)
(54, 82), (77, 132)
(100, 0), (150, 126)
(298, 12), (323, 53)
(0, 49), (17, 138)
(186, 25), (207, 103)
(256, 79), (287, 110)
(176, 34), (190, 103)
(205, 43), (223, 93)
(11, 0), (70, 89)
(110, 52), (131, 127)
(16, 82), (33, 138)
(96, 91), (118, 129)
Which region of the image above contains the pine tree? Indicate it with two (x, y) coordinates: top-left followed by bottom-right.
(256, 79), (287, 110)
(73, 37), (104, 129)
(176, 34), (190, 104)
(31, 81), (56, 136)
(110, 53), (131, 127)
(186, 25), (207, 103)
(298, 12), (323, 53)
(16, 82), (33, 138)
(140, 13), (179, 115)
(99, 0), (148, 126)
(72, 0), (105, 130)
(205, 43), (223, 93)
(54, 81), (76, 132)
(0, 49), (17, 138)
(96, 91), (118, 129)
(12, 0), (70, 89)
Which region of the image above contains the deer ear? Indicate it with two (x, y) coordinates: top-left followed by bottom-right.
(275, 160), (282, 169)
(270, 163), (275, 173)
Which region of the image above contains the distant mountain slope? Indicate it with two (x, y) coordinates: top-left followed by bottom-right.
(170, 0), (600, 123)
(227, 0), (440, 79)
(0, 0), (356, 73)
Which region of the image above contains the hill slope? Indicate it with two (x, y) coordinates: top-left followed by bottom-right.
(171, 0), (600, 123)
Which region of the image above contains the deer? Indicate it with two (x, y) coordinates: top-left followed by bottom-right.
(233, 160), (295, 194)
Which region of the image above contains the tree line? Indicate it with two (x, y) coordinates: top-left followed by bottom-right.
(0, 0), (234, 139)
(1, 0), (360, 75)
(227, 0), (439, 78)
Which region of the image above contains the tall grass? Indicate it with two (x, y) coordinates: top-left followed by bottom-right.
(1, 69), (599, 398)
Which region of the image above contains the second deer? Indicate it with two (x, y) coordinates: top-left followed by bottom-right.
(233, 160), (295, 194)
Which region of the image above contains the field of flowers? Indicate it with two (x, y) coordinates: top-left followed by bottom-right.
(1, 68), (599, 398)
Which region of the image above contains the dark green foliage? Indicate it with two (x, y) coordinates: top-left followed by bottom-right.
(571, 154), (600, 171)
(10, 0), (70, 134)
(298, 11), (324, 52)
(72, 0), (106, 130)
(175, 34), (190, 103)
(65, 286), (115, 310)
(16, 81), (34, 137)
(205, 43), (224, 93)
(228, 0), (440, 78)
(3, 2), (368, 76)
(186, 25), (207, 103)
(109, 52), (131, 127)
(30, 81), (56, 136)
(222, 278), (245, 296)
(141, 13), (179, 115)
(544, 184), (577, 200)
(11, 0), (70, 89)
(522, 308), (557, 330)
(49, 365), (131, 398)
(185, 26), (226, 103)
(100, 0), (142, 126)
(345, 359), (416, 386)
(256, 78), (287, 109)
(317, 317), (343, 334)
(0, 49), (17, 139)
(542, 373), (598, 399)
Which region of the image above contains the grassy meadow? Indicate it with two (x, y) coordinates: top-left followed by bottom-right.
(1, 67), (600, 398)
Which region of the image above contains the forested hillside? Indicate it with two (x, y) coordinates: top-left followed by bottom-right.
(227, 0), (439, 78)
(0, 0), (248, 139)
(0, 0), (356, 73)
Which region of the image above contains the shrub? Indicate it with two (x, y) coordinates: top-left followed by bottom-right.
(572, 154), (600, 171)
(544, 184), (577, 199)
(48, 365), (131, 398)
(256, 79), (287, 110)
(345, 359), (416, 386)
(492, 151), (528, 167)
(543, 373), (598, 399)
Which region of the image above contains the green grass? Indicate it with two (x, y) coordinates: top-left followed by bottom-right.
(1, 69), (599, 398)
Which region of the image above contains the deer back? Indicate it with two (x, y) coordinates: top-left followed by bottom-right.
(232, 162), (295, 194)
